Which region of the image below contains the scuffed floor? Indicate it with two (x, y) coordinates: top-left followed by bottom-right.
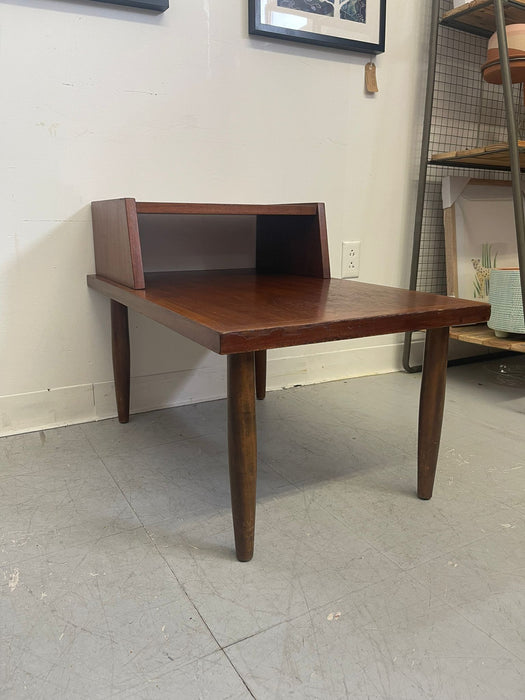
(2, 358), (525, 698)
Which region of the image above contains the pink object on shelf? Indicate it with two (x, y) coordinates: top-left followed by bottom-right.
(482, 24), (525, 85)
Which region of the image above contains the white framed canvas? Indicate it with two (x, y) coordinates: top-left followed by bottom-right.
(442, 177), (521, 302)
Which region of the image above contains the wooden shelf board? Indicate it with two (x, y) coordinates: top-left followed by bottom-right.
(441, 0), (525, 38)
(430, 142), (525, 170)
(450, 322), (525, 351)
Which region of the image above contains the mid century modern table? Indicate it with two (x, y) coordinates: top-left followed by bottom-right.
(87, 199), (490, 561)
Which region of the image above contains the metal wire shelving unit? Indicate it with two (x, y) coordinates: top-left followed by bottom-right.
(403, 0), (525, 372)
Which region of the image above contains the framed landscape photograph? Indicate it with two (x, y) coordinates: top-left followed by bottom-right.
(94, 0), (168, 11)
(248, 0), (386, 54)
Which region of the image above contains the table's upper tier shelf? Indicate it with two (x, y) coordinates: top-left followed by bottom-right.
(135, 202), (319, 216)
(441, 0), (525, 38)
(91, 199), (331, 289)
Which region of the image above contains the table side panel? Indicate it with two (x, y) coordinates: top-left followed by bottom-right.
(256, 204), (330, 278)
(91, 199), (145, 289)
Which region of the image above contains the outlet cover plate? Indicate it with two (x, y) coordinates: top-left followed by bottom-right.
(342, 241), (360, 278)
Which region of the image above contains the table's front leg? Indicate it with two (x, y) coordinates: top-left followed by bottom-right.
(228, 352), (257, 562)
(111, 300), (131, 424)
(418, 326), (449, 500)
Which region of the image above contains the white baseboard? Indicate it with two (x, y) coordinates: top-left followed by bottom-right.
(0, 337), (425, 437)
(0, 385), (96, 438)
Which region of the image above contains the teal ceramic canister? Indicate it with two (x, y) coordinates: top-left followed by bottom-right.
(488, 268), (525, 337)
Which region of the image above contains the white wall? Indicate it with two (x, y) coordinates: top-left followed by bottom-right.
(0, 0), (430, 436)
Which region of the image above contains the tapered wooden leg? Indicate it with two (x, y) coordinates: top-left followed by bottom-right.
(418, 326), (449, 500)
(255, 350), (267, 400)
(111, 300), (130, 424)
(228, 352), (257, 561)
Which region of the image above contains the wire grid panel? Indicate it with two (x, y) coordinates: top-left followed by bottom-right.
(417, 0), (523, 294)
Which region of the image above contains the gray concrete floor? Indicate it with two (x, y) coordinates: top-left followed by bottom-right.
(2, 357), (525, 699)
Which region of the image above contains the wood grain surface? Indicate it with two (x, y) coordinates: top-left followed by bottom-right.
(91, 198), (145, 289)
(442, 0), (525, 37)
(228, 352), (257, 562)
(135, 202), (320, 216)
(418, 327), (449, 500)
(87, 270), (490, 354)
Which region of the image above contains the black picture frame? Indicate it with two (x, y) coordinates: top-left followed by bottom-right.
(248, 0), (385, 55)
(93, 0), (169, 11)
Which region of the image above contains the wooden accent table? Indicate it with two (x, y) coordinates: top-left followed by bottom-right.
(87, 199), (490, 561)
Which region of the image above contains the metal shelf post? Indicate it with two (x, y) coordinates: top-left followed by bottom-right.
(493, 0), (525, 317)
(403, 0), (442, 373)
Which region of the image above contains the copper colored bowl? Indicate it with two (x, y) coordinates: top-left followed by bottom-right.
(482, 24), (525, 85)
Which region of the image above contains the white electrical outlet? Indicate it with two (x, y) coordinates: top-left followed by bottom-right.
(341, 241), (360, 278)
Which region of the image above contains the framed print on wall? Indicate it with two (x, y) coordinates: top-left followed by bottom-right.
(248, 0), (386, 54)
(94, 0), (168, 10)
